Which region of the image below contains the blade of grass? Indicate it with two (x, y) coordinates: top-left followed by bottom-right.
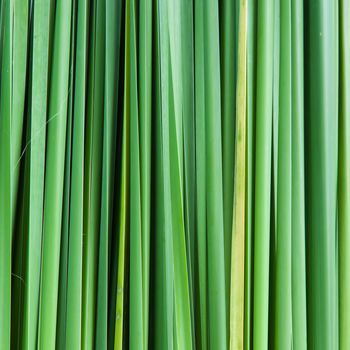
(194, 2), (207, 348)
(220, 0), (238, 321)
(157, 0), (174, 347)
(275, 0), (292, 346)
(253, 0), (274, 347)
(268, 2), (279, 344)
(65, 1), (89, 349)
(339, 0), (350, 348)
(335, 3), (340, 340)
(11, 147), (29, 349)
(81, 0), (105, 347)
(56, 9), (76, 345)
(0, 1), (13, 348)
(167, 1), (193, 348)
(37, 0), (73, 347)
(114, 34), (129, 350)
(291, 0), (307, 347)
(151, 3), (171, 347)
(203, 1), (227, 348)
(11, 0), (29, 231)
(272, 0), (279, 226)
(305, 0), (339, 347)
(95, 0), (121, 346)
(138, 0), (152, 347)
(244, 0), (257, 347)
(9, 0), (30, 346)
(180, 0), (196, 344)
(106, 1), (123, 347)
(167, 3), (192, 349)
(128, 0), (144, 348)
(230, 0), (247, 347)
(22, 0), (50, 348)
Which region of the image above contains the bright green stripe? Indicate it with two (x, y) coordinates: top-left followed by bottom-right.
(0, 3), (12, 349)
(339, 0), (350, 348)
(65, 1), (89, 349)
(38, 0), (72, 347)
(291, 0), (307, 347)
(245, 0), (257, 347)
(253, 0), (274, 347)
(194, 2), (207, 348)
(139, 0), (152, 347)
(203, 1), (227, 348)
(230, 0), (247, 348)
(275, 0), (292, 347)
(305, 0), (339, 348)
(22, 0), (50, 348)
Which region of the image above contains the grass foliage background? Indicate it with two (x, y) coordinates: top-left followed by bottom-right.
(0, 0), (349, 349)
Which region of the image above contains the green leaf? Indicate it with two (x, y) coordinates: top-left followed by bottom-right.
(114, 32), (129, 349)
(194, 2), (207, 348)
(11, 0), (29, 231)
(220, 0), (238, 320)
(128, 0), (144, 348)
(275, 0), (292, 346)
(95, 0), (122, 347)
(81, 0), (105, 348)
(65, 1), (89, 349)
(22, 1), (50, 348)
(180, 1), (196, 342)
(138, 0), (152, 346)
(203, 1), (227, 348)
(0, 1), (13, 348)
(230, 0), (247, 347)
(244, 0), (257, 347)
(253, 0), (274, 347)
(339, 0), (350, 348)
(305, 0), (339, 348)
(291, 0), (307, 347)
(38, 0), (73, 347)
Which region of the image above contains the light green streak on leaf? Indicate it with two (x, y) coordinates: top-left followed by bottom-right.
(230, 0), (247, 347)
